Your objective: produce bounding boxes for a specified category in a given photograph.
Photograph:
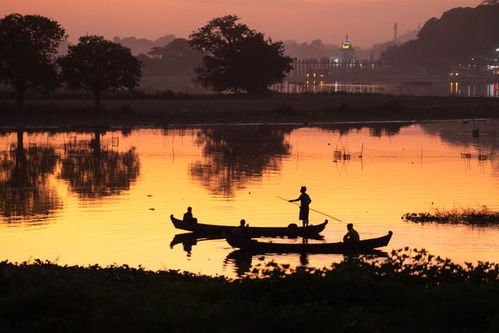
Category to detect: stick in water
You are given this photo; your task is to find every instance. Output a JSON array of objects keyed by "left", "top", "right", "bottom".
[{"left": 275, "top": 195, "right": 343, "bottom": 222}]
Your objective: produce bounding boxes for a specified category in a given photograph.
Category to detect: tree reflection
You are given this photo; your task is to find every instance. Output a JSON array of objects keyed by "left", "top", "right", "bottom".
[
  {"left": 59, "top": 131, "right": 140, "bottom": 198},
  {"left": 0, "top": 130, "right": 61, "bottom": 222},
  {"left": 368, "top": 123, "right": 407, "bottom": 137},
  {"left": 190, "top": 127, "right": 291, "bottom": 196},
  {"left": 317, "top": 123, "right": 410, "bottom": 137}
]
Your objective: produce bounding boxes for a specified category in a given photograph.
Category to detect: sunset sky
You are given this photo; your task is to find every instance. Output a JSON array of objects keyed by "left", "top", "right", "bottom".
[{"left": 0, "top": 1, "right": 482, "bottom": 48}]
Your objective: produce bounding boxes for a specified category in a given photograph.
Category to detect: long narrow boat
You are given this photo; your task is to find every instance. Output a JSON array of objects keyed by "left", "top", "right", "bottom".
[
  {"left": 226, "top": 231, "right": 393, "bottom": 254},
  {"left": 170, "top": 215, "right": 328, "bottom": 237}
]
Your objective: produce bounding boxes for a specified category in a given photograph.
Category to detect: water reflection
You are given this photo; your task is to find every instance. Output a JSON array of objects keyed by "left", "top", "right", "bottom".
[
  {"left": 59, "top": 131, "right": 140, "bottom": 198},
  {"left": 421, "top": 121, "right": 497, "bottom": 151},
  {"left": 0, "top": 130, "right": 61, "bottom": 222},
  {"left": 274, "top": 81, "right": 499, "bottom": 97},
  {"left": 190, "top": 127, "right": 291, "bottom": 196},
  {"left": 224, "top": 250, "right": 388, "bottom": 277},
  {"left": 224, "top": 250, "right": 254, "bottom": 276},
  {"left": 367, "top": 123, "right": 408, "bottom": 137},
  {"left": 170, "top": 233, "right": 224, "bottom": 256}
]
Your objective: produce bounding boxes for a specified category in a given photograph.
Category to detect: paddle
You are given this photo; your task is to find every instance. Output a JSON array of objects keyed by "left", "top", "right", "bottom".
[{"left": 275, "top": 195, "right": 344, "bottom": 223}]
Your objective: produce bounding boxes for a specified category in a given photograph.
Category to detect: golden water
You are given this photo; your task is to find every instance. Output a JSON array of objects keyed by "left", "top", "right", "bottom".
[{"left": 0, "top": 120, "right": 497, "bottom": 276}]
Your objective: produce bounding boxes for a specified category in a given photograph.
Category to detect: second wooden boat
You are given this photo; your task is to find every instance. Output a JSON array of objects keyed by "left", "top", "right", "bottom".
[{"left": 226, "top": 231, "right": 393, "bottom": 254}]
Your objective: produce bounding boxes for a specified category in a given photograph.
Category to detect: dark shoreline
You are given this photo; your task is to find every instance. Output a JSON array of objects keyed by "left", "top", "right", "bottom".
[
  {"left": 1, "top": 94, "right": 498, "bottom": 129},
  {"left": 1, "top": 249, "right": 498, "bottom": 331}
]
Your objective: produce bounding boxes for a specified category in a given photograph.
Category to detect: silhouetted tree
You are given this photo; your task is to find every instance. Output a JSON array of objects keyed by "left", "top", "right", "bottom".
[
  {"left": 0, "top": 14, "right": 66, "bottom": 109},
  {"left": 59, "top": 35, "right": 142, "bottom": 111},
  {"left": 189, "top": 15, "right": 293, "bottom": 94}
]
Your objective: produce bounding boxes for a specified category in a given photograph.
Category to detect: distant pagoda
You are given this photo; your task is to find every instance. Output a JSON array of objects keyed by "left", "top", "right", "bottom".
[{"left": 339, "top": 35, "right": 355, "bottom": 63}]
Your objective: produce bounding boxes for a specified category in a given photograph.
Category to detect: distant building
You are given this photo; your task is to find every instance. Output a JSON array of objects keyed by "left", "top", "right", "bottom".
[{"left": 330, "top": 35, "right": 355, "bottom": 64}]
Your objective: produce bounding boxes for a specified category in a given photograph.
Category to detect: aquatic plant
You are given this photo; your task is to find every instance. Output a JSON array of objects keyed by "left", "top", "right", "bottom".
[{"left": 402, "top": 206, "right": 499, "bottom": 225}]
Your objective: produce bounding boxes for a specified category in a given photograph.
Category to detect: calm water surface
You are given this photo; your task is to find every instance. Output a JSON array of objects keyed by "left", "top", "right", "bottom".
[{"left": 0, "top": 121, "right": 498, "bottom": 276}]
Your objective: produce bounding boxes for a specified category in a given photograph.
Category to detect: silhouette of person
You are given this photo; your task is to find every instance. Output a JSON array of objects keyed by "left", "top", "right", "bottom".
[
  {"left": 232, "top": 219, "right": 250, "bottom": 240},
  {"left": 343, "top": 223, "right": 360, "bottom": 243},
  {"left": 289, "top": 186, "right": 312, "bottom": 226},
  {"left": 183, "top": 207, "right": 198, "bottom": 224}
]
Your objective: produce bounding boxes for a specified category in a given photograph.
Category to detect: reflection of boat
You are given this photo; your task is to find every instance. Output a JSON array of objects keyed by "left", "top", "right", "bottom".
[
  {"left": 226, "top": 231, "right": 393, "bottom": 254},
  {"left": 170, "top": 215, "right": 328, "bottom": 237},
  {"left": 224, "top": 250, "right": 254, "bottom": 276},
  {"left": 170, "top": 233, "right": 223, "bottom": 249},
  {"left": 170, "top": 232, "right": 325, "bottom": 253},
  {"left": 224, "top": 249, "right": 389, "bottom": 276}
]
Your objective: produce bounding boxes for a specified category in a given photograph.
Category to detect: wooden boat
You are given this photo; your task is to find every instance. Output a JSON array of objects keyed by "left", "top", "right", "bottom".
[
  {"left": 170, "top": 215, "right": 328, "bottom": 237},
  {"left": 226, "top": 231, "right": 393, "bottom": 254}
]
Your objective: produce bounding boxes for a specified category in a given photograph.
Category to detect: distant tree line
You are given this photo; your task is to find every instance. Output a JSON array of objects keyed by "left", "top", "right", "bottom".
[
  {"left": 0, "top": 13, "right": 293, "bottom": 110},
  {"left": 137, "top": 38, "right": 203, "bottom": 77},
  {"left": 380, "top": 4, "right": 499, "bottom": 73}
]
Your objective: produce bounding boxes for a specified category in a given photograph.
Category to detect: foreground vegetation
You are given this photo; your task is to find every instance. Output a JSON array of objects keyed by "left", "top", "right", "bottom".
[
  {"left": 403, "top": 206, "right": 499, "bottom": 225},
  {"left": 1, "top": 249, "right": 498, "bottom": 331},
  {"left": 1, "top": 93, "right": 499, "bottom": 128}
]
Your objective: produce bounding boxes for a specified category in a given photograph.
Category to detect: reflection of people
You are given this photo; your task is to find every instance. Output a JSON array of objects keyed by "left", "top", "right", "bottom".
[
  {"left": 232, "top": 219, "right": 250, "bottom": 240},
  {"left": 343, "top": 223, "right": 360, "bottom": 243},
  {"left": 183, "top": 207, "right": 198, "bottom": 224},
  {"left": 289, "top": 186, "right": 312, "bottom": 226}
]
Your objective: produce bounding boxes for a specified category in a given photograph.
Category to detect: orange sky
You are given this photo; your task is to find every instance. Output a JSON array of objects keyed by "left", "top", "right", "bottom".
[{"left": 0, "top": 1, "right": 482, "bottom": 48}]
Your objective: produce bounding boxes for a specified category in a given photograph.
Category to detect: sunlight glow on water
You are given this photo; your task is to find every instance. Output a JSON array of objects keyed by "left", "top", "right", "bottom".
[{"left": 0, "top": 120, "right": 498, "bottom": 276}]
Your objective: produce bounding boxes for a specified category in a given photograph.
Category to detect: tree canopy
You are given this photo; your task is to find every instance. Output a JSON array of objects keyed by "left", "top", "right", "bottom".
[
  {"left": 59, "top": 35, "right": 142, "bottom": 110},
  {"left": 189, "top": 15, "right": 293, "bottom": 94},
  {"left": 0, "top": 13, "right": 66, "bottom": 108}
]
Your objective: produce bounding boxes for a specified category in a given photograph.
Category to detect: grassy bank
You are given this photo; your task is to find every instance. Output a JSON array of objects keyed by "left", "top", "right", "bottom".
[
  {"left": 403, "top": 207, "right": 499, "bottom": 225},
  {"left": 1, "top": 94, "right": 499, "bottom": 128},
  {"left": 1, "top": 249, "right": 498, "bottom": 332}
]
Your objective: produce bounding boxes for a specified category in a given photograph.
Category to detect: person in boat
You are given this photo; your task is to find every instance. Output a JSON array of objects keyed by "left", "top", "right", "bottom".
[
  {"left": 289, "top": 186, "right": 312, "bottom": 227},
  {"left": 343, "top": 223, "right": 360, "bottom": 243},
  {"left": 232, "top": 219, "right": 250, "bottom": 240},
  {"left": 183, "top": 207, "right": 198, "bottom": 224}
]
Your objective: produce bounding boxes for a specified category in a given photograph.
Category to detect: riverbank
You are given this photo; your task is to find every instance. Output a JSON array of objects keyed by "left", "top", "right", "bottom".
[
  {"left": 1, "top": 94, "right": 499, "bottom": 129},
  {"left": 1, "top": 249, "right": 498, "bottom": 331}
]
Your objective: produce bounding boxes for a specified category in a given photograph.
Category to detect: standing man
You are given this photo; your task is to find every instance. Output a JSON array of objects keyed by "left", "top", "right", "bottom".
[{"left": 289, "top": 186, "right": 312, "bottom": 227}]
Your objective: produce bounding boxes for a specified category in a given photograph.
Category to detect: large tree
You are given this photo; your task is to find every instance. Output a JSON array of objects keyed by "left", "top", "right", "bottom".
[
  {"left": 59, "top": 35, "right": 142, "bottom": 111},
  {"left": 0, "top": 14, "right": 66, "bottom": 109},
  {"left": 189, "top": 15, "right": 293, "bottom": 94}
]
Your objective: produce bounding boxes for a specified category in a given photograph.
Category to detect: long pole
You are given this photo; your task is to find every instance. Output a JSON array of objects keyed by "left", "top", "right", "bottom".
[{"left": 275, "top": 196, "right": 343, "bottom": 223}]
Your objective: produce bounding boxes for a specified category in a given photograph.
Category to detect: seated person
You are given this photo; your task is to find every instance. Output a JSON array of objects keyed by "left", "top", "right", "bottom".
[
  {"left": 232, "top": 219, "right": 250, "bottom": 240},
  {"left": 183, "top": 207, "right": 198, "bottom": 224},
  {"left": 343, "top": 223, "right": 360, "bottom": 243}
]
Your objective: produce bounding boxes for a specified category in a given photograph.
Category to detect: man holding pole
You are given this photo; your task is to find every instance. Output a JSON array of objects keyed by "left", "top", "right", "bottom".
[{"left": 289, "top": 186, "right": 312, "bottom": 227}]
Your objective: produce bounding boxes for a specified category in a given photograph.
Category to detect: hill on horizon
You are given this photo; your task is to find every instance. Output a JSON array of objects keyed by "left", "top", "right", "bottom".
[{"left": 380, "top": 3, "right": 499, "bottom": 72}]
